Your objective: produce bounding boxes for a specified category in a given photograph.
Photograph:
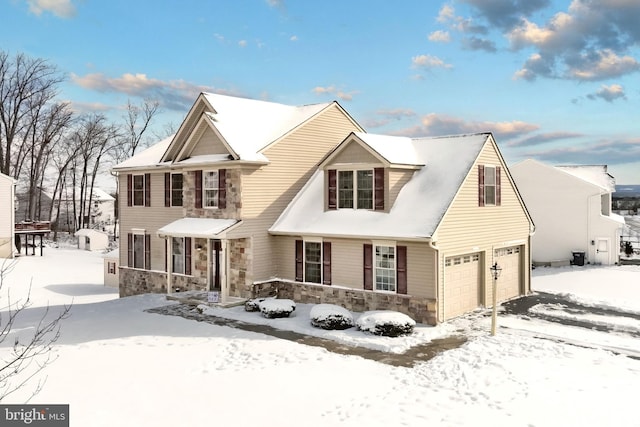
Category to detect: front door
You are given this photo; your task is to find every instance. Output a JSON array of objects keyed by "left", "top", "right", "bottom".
[
  {"left": 595, "top": 238, "right": 609, "bottom": 265},
  {"left": 209, "top": 239, "right": 223, "bottom": 291}
]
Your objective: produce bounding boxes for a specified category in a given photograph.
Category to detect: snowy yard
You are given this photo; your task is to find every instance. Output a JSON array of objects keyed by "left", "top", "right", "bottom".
[{"left": 1, "top": 247, "right": 640, "bottom": 426}]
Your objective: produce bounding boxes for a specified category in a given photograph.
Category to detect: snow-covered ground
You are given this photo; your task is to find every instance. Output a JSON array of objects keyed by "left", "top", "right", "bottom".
[{"left": 1, "top": 247, "right": 639, "bottom": 426}]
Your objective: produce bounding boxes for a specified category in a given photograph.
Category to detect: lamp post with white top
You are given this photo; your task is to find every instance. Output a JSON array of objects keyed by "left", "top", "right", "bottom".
[{"left": 490, "top": 262, "right": 502, "bottom": 336}]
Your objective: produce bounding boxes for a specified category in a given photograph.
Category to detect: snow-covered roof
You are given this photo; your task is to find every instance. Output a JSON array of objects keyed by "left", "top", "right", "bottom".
[
  {"left": 103, "top": 248, "right": 119, "bottom": 259},
  {"left": 353, "top": 133, "right": 421, "bottom": 165},
  {"left": 157, "top": 218, "right": 239, "bottom": 239},
  {"left": 75, "top": 228, "right": 109, "bottom": 238},
  {"left": 556, "top": 165, "right": 615, "bottom": 192},
  {"left": 113, "top": 134, "right": 174, "bottom": 170},
  {"left": 201, "top": 93, "right": 331, "bottom": 161},
  {"left": 270, "top": 133, "right": 490, "bottom": 240}
]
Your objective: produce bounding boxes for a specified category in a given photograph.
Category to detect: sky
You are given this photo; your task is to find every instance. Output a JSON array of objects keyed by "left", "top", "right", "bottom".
[{"left": 1, "top": 0, "right": 639, "bottom": 184}]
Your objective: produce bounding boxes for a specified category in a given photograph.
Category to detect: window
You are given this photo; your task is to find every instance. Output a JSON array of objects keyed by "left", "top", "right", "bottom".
[
  {"left": 133, "top": 175, "right": 145, "bottom": 206},
  {"left": 108, "top": 262, "right": 116, "bottom": 274},
  {"left": 485, "top": 166, "right": 496, "bottom": 206},
  {"left": 375, "top": 245, "right": 396, "bottom": 292},
  {"left": 204, "top": 171, "right": 219, "bottom": 208},
  {"left": 171, "top": 173, "right": 183, "bottom": 206},
  {"left": 304, "top": 241, "right": 322, "bottom": 283},
  {"left": 172, "top": 237, "right": 185, "bottom": 274},
  {"left": 133, "top": 234, "right": 145, "bottom": 268},
  {"left": 338, "top": 170, "right": 354, "bottom": 208},
  {"left": 295, "top": 240, "right": 331, "bottom": 285},
  {"left": 127, "top": 232, "right": 150, "bottom": 270},
  {"left": 357, "top": 170, "right": 373, "bottom": 209},
  {"left": 338, "top": 169, "right": 373, "bottom": 209}
]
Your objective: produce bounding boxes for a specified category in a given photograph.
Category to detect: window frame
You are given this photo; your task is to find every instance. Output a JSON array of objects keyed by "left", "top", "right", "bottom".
[
  {"left": 203, "top": 170, "right": 220, "bottom": 209},
  {"left": 337, "top": 168, "right": 375, "bottom": 210},
  {"left": 484, "top": 165, "right": 497, "bottom": 206},
  {"left": 133, "top": 175, "right": 145, "bottom": 206},
  {"left": 172, "top": 237, "right": 186, "bottom": 275},
  {"left": 303, "top": 240, "right": 322, "bottom": 284},
  {"left": 374, "top": 242, "right": 396, "bottom": 293},
  {"left": 170, "top": 173, "right": 183, "bottom": 207}
]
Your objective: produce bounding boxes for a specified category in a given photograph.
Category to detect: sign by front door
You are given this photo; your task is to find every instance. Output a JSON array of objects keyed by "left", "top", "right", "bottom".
[{"left": 208, "top": 291, "right": 220, "bottom": 303}]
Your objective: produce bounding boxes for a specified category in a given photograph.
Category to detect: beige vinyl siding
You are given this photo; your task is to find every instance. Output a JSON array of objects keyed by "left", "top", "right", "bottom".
[
  {"left": 228, "top": 104, "right": 362, "bottom": 281},
  {"left": 189, "top": 126, "right": 230, "bottom": 157},
  {"left": 388, "top": 169, "right": 414, "bottom": 209},
  {"left": 273, "top": 236, "right": 437, "bottom": 298},
  {"left": 434, "top": 139, "right": 531, "bottom": 319},
  {"left": 327, "top": 140, "right": 380, "bottom": 165},
  {"left": 118, "top": 172, "right": 184, "bottom": 270}
]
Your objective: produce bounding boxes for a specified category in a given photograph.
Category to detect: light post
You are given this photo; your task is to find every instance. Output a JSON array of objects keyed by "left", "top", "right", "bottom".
[{"left": 490, "top": 262, "right": 502, "bottom": 336}]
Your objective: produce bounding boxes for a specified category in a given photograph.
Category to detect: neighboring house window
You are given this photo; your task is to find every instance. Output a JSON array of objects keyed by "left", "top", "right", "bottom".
[
  {"left": 127, "top": 232, "right": 150, "bottom": 270},
  {"left": 329, "top": 168, "right": 384, "bottom": 211},
  {"left": 127, "top": 174, "right": 151, "bottom": 207},
  {"left": 195, "top": 169, "right": 227, "bottom": 209},
  {"left": 295, "top": 240, "right": 331, "bottom": 285},
  {"left": 363, "top": 243, "right": 407, "bottom": 294},
  {"left": 171, "top": 237, "right": 192, "bottom": 275},
  {"left": 164, "top": 173, "right": 183, "bottom": 207},
  {"left": 108, "top": 262, "right": 116, "bottom": 274},
  {"left": 478, "top": 165, "right": 501, "bottom": 207}
]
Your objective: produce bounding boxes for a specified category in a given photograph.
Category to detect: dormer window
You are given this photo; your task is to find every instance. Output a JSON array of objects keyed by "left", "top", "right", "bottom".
[{"left": 328, "top": 168, "right": 384, "bottom": 211}]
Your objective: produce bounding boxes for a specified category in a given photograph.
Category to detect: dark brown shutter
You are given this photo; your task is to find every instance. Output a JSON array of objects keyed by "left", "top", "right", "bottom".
[
  {"left": 144, "top": 173, "right": 151, "bottom": 207},
  {"left": 164, "top": 173, "right": 171, "bottom": 207},
  {"left": 397, "top": 245, "right": 407, "bottom": 294},
  {"left": 195, "top": 170, "right": 203, "bottom": 209},
  {"left": 496, "top": 166, "right": 502, "bottom": 206},
  {"left": 185, "top": 237, "right": 192, "bottom": 275},
  {"left": 374, "top": 167, "right": 385, "bottom": 211},
  {"left": 328, "top": 169, "right": 337, "bottom": 210},
  {"left": 295, "top": 240, "right": 303, "bottom": 282},
  {"left": 218, "top": 169, "right": 227, "bottom": 209},
  {"left": 322, "top": 241, "right": 332, "bottom": 285},
  {"left": 127, "top": 233, "right": 133, "bottom": 267},
  {"left": 144, "top": 234, "right": 151, "bottom": 270},
  {"left": 127, "top": 175, "right": 133, "bottom": 207},
  {"left": 478, "top": 165, "right": 485, "bottom": 207},
  {"left": 363, "top": 243, "right": 373, "bottom": 290}
]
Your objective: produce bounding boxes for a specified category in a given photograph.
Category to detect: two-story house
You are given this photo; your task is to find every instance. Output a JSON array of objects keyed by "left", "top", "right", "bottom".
[
  {"left": 511, "top": 159, "right": 625, "bottom": 266},
  {"left": 269, "top": 132, "right": 534, "bottom": 324},
  {"left": 112, "top": 93, "right": 363, "bottom": 299}
]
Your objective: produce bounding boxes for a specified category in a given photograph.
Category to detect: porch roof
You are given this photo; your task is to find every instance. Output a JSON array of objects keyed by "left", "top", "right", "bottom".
[{"left": 157, "top": 218, "right": 239, "bottom": 239}]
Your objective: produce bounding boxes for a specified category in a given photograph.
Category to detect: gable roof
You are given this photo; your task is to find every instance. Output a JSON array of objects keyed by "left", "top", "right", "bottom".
[
  {"left": 556, "top": 165, "right": 615, "bottom": 192},
  {"left": 112, "top": 134, "right": 174, "bottom": 170},
  {"left": 320, "top": 132, "right": 422, "bottom": 168},
  {"left": 270, "top": 133, "right": 490, "bottom": 240}
]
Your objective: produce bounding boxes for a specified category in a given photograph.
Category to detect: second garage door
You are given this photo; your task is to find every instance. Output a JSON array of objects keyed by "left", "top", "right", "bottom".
[
  {"left": 494, "top": 246, "right": 522, "bottom": 302},
  {"left": 444, "top": 253, "right": 481, "bottom": 319}
]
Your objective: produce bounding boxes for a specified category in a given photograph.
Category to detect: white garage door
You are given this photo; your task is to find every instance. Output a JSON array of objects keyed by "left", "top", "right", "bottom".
[
  {"left": 444, "top": 253, "right": 481, "bottom": 319},
  {"left": 494, "top": 246, "right": 522, "bottom": 302}
]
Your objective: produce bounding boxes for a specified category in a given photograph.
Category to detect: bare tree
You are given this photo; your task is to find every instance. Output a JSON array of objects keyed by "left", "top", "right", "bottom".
[
  {"left": 0, "top": 50, "right": 65, "bottom": 178},
  {"left": 110, "top": 98, "right": 160, "bottom": 164},
  {"left": 0, "top": 260, "right": 70, "bottom": 402}
]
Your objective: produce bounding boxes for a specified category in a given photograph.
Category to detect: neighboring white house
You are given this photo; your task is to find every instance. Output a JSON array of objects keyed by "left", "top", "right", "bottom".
[
  {"left": 511, "top": 159, "right": 625, "bottom": 266},
  {"left": 103, "top": 248, "right": 119, "bottom": 287},
  {"left": 0, "top": 173, "right": 16, "bottom": 259},
  {"left": 53, "top": 187, "right": 116, "bottom": 231},
  {"left": 75, "top": 229, "right": 110, "bottom": 251}
]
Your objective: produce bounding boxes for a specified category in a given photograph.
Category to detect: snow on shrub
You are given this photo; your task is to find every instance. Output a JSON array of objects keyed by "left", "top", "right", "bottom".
[
  {"left": 309, "top": 304, "right": 354, "bottom": 330},
  {"left": 258, "top": 299, "right": 296, "bottom": 318},
  {"left": 245, "top": 298, "right": 266, "bottom": 312},
  {"left": 356, "top": 311, "right": 416, "bottom": 337}
]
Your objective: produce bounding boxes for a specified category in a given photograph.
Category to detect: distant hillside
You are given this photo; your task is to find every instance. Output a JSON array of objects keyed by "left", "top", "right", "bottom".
[{"left": 614, "top": 185, "right": 640, "bottom": 198}]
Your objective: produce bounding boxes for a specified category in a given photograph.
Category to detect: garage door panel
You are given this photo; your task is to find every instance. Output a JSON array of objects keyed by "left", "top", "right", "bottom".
[
  {"left": 444, "top": 253, "right": 481, "bottom": 319},
  {"left": 495, "top": 246, "right": 521, "bottom": 301}
]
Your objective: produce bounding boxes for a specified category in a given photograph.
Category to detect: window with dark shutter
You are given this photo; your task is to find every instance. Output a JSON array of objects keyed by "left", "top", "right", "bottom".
[
  {"left": 218, "top": 169, "right": 227, "bottom": 209},
  {"left": 185, "top": 237, "right": 192, "bottom": 275},
  {"left": 478, "top": 165, "right": 485, "bottom": 207},
  {"left": 322, "top": 241, "right": 331, "bottom": 285},
  {"left": 397, "top": 246, "right": 407, "bottom": 294},
  {"left": 363, "top": 243, "right": 373, "bottom": 290},
  {"left": 496, "top": 166, "right": 502, "bottom": 206},
  {"left": 195, "top": 170, "right": 203, "bottom": 209},
  {"left": 144, "top": 234, "right": 151, "bottom": 270},
  {"left": 144, "top": 173, "right": 151, "bottom": 207},
  {"left": 374, "top": 167, "right": 384, "bottom": 211},
  {"left": 295, "top": 240, "right": 303, "bottom": 282},
  {"left": 127, "top": 233, "right": 133, "bottom": 266},
  {"left": 164, "top": 173, "right": 171, "bottom": 207},
  {"left": 328, "top": 169, "right": 337, "bottom": 210},
  {"left": 127, "top": 175, "right": 133, "bottom": 207}
]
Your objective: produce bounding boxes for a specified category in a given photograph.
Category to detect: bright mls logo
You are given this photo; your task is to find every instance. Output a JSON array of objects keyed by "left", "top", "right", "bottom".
[{"left": 0, "top": 405, "right": 69, "bottom": 426}]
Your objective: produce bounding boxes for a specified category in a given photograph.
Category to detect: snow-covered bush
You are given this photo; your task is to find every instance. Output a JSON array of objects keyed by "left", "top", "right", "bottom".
[
  {"left": 356, "top": 311, "right": 415, "bottom": 337},
  {"left": 244, "top": 298, "right": 266, "bottom": 312},
  {"left": 258, "top": 299, "right": 296, "bottom": 318},
  {"left": 309, "top": 304, "right": 354, "bottom": 330}
]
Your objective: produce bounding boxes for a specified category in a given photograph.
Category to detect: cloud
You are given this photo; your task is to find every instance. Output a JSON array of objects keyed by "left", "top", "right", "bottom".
[
  {"left": 394, "top": 113, "right": 538, "bottom": 140},
  {"left": 67, "top": 101, "right": 113, "bottom": 114},
  {"left": 568, "top": 50, "right": 639, "bottom": 81},
  {"left": 462, "top": 36, "right": 497, "bottom": 52},
  {"left": 524, "top": 138, "right": 640, "bottom": 166},
  {"left": 71, "top": 72, "right": 240, "bottom": 111},
  {"left": 428, "top": 30, "right": 451, "bottom": 42},
  {"left": 460, "top": 0, "right": 550, "bottom": 30},
  {"left": 362, "top": 109, "right": 417, "bottom": 128},
  {"left": 290, "top": 35, "right": 298, "bottom": 42},
  {"left": 311, "top": 85, "right": 356, "bottom": 101},
  {"left": 586, "top": 84, "right": 627, "bottom": 102},
  {"left": 238, "top": 40, "right": 247, "bottom": 47},
  {"left": 508, "top": 131, "right": 584, "bottom": 147},
  {"left": 411, "top": 54, "right": 453, "bottom": 69},
  {"left": 266, "top": 0, "right": 283, "bottom": 8},
  {"left": 27, "top": 0, "right": 76, "bottom": 18}
]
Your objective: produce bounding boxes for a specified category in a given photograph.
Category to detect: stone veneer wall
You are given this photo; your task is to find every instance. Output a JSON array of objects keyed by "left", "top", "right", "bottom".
[
  {"left": 119, "top": 268, "right": 208, "bottom": 297},
  {"left": 251, "top": 281, "right": 438, "bottom": 325},
  {"left": 228, "top": 238, "right": 252, "bottom": 297},
  {"left": 184, "top": 169, "right": 242, "bottom": 218}
]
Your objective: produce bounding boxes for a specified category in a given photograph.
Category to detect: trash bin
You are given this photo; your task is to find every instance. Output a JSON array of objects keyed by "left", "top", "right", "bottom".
[{"left": 572, "top": 251, "right": 585, "bottom": 266}]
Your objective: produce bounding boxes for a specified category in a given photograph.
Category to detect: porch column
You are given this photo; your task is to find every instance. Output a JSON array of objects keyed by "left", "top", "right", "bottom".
[
  {"left": 166, "top": 237, "right": 172, "bottom": 294},
  {"left": 222, "top": 239, "right": 229, "bottom": 304}
]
